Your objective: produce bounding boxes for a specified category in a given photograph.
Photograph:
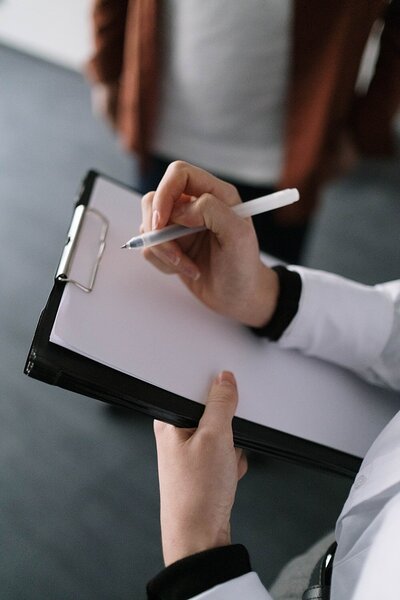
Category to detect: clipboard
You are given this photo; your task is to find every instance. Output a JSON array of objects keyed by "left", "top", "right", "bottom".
[{"left": 24, "top": 171, "right": 399, "bottom": 477}]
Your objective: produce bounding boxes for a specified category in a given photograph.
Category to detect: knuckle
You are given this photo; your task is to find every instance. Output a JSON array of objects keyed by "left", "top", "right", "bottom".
[
  {"left": 142, "top": 247, "right": 153, "bottom": 261},
  {"left": 225, "top": 182, "right": 240, "bottom": 203},
  {"left": 197, "top": 193, "right": 215, "bottom": 212},
  {"left": 167, "top": 160, "right": 188, "bottom": 177},
  {"left": 197, "top": 428, "right": 216, "bottom": 446},
  {"left": 154, "top": 419, "right": 176, "bottom": 436},
  {"left": 153, "top": 419, "right": 166, "bottom": 437}
]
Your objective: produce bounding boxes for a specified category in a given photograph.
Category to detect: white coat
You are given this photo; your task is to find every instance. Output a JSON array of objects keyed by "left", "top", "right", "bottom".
[{"left": 189, "top": 268, "right": 400, "bottom": 599}]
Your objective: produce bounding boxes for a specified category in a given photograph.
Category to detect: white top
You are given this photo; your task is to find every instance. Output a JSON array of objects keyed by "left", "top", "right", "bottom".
[
  {"left": 151, "top": 0, "right": 290, "bottom": 185},
  {"left": 187, "top": 269, "right": 400, "bottom": 599}
]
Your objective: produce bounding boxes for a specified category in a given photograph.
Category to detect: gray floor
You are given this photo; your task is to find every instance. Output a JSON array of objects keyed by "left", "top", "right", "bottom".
[{"left": 0, "top": 44, "right": 399, "bottom": 599}]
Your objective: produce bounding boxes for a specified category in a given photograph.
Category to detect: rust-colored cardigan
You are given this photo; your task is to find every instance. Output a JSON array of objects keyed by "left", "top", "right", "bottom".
[{"left": 87, "top": 0, "right": 400, "bottom": 223}]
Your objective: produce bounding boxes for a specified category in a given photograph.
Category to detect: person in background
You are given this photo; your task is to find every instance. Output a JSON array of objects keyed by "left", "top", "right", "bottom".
[
  {"left": 140, "top": 161, "right": 400, "bottom": 599},
  {"left": 87, "top": 0, "right": 400, "bottom": 263}
]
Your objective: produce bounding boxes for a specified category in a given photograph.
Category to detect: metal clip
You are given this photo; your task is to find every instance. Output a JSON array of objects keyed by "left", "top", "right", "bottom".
[{"left": 56, "top": 205, "right": 109, "bottom": 293}]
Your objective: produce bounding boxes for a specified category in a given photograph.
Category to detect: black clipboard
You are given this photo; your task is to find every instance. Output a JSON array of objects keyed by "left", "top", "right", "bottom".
[{"left": 24, "top": 170, "right": 361, "bottom": 477}]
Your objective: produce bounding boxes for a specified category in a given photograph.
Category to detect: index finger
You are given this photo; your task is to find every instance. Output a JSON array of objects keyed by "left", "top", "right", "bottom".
[{"left": 153, "top": 161, "right": 241, "bottom": 229}]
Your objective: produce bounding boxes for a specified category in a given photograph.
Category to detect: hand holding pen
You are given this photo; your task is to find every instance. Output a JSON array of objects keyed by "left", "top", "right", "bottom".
[
  {"left": 136, "top": 161, "right": 299, "bottom": 328},
  {"left": 122, "top": 188, "right": 298, "bottom": 249}
]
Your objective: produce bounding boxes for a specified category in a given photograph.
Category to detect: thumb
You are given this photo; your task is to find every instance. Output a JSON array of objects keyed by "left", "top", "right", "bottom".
[{"left": 199, "top": 371, "right": 238, "bottom": 434}]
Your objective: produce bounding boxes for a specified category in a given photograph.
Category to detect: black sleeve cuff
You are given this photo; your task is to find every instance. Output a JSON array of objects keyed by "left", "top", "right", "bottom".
[
  {"left": 146, "top": 544, "right": 251, "bottom": 600},
  {"left": 250, "top": 266, "right": 302, "bottom": 341}
]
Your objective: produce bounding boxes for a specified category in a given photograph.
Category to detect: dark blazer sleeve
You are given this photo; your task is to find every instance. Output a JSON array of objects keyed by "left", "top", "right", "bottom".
[
  {"left": 86, "top": 0, "right": 129, "bottom": 83},
  {"left": 352, "top": 0, "right": 400, "bottom": 155}
]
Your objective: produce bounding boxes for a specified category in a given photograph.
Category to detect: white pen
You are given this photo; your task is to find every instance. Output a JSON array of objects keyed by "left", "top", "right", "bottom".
[{"left": 121, "top": 188, "right": 299, "bottom": 249}]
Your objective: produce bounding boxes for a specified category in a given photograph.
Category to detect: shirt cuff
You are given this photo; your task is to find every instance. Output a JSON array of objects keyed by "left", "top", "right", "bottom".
[
  {"left": 146, "top": 544, "right": 251, "bottom": 600},
  {"left": 250, "top": 266, "right": 302, "bottom": 340}
]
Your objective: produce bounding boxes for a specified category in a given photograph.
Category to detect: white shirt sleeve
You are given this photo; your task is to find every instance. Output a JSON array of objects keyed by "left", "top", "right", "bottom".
[
  {"left": 278, "top": 267, "right": 400, "bottom": 391},
  {"left": 350, "top": 495, "right": 400, "bottom": 600},
  {"left": 189, "top": 269, "right": 400, "bottom": 600},
  {"left": 332, "top": 410, "right": 400, "bottom": 599},
  {"left": 189, "top": 572, "right": 273, "bottom": 600}
]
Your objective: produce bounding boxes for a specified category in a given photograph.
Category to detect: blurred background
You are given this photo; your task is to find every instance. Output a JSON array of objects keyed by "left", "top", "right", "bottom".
[{"left": 1, "top": 1, "right": 399, "bottom": 598}]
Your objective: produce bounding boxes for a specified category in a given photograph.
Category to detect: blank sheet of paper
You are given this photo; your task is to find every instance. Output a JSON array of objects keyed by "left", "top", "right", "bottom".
[{"left": 50, "top": 177, "right": 399, "bottom": 458}]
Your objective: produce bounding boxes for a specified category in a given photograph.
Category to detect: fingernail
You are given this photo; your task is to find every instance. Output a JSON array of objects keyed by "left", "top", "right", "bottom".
[
  {"left": 181, "top": 267, "right": 200, "bottom": 281},
  {"left": 161, "top": 249, "right": 180, "bottom": 266},
  {"left": 152, "top": 210, "right": 160, "bottom": 230},
  {"left": 217, "top": 371, "right": 236, "bottom": 386}
]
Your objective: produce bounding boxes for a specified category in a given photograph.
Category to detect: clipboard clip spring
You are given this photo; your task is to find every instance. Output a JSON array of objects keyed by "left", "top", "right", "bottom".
[{"left": 56, "top": 205, "right": 109, "bottom": 293}]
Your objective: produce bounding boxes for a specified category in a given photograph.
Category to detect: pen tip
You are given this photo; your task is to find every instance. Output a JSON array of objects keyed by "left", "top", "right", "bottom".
[{"left": 120, "top": 244, "right": 128, "bottom": 249}]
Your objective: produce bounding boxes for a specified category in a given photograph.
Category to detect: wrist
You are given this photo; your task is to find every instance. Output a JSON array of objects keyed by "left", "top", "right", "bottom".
[
  {"left": 162, "top": 525, "right": 231, "bottom": 567},
  {"left": 244, "top": 264, "right": 279, "bottom": 328}
]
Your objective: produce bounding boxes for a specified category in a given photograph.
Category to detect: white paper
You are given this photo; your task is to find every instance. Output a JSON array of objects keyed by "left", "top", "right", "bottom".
[{"left": 51, "top": 177, "right": 399, "bottom": 458}]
